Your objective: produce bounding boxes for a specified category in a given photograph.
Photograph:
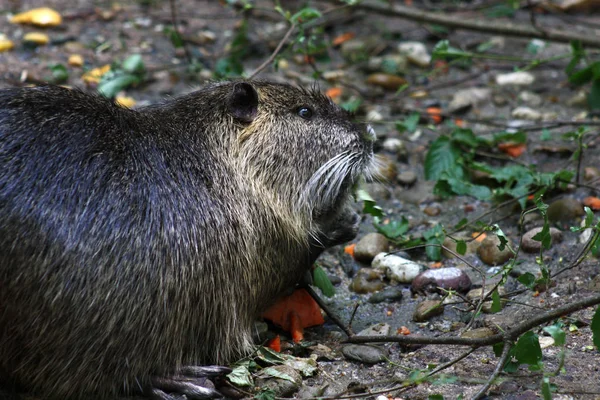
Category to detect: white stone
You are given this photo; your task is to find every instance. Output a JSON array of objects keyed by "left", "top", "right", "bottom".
[
  {"left": 372, "top": 252, "right": 422, "bottom": 283},
  {"left": 398, "top": 41, "right": 431, "bottom": 67},
  {"left": 496, "top": 71, "right": 535, "bottom": 86},
  {"left": 511, "top": 106, "right": 542, "bottom": 121},
  {"left": 448, "top": 88, "right": 491, "bottom": 112},
  {"left": 382, "top": 137, "right": 404, "bottom": 153},
  {"left": 518, "top": 91, "right": 542, "bottom": 107}
]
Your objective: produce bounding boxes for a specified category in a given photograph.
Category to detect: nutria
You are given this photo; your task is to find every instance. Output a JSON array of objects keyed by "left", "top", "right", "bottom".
[{"left": 0, "top": 80, "right": 375, "bottom": 399}]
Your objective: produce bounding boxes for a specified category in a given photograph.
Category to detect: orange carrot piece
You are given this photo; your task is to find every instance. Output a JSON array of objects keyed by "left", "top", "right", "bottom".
[
  {"left": 583, "top": 196, "right": 600, "bottom": 210},
  {"left": 344, "top": 243, "right": 356, "bottom": 258},
  {"left": 498, "top": 142, "right": 526, "bottom": 157},
  {"left": 267, "top": 335, "right": 281, "bottom": 352},
  {"left": 426, "top": 107, "right": 442, "bottom": 124},
  {"left": 289, "top": 312, "right": 304, "bottom": 343},
  {"left": 326, "top": 87, "right": 343, "bottom": 99},
  {"left": 332, "top": 32, "right": 355, "bottom": 46}
]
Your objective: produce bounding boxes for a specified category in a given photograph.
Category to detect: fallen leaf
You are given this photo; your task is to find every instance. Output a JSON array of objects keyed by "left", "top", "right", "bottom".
[
  {"left": 366, "top": 73, "right": 407, "bottom": 91},
  {"left": 426, "top": 107, "right": 443, "bottom": 124},
  {"left": 325, "top": 87, "right": 342, "bottom": 100},
  {"left": 473, "top": 232, "right": 487, "bottom": 242},
  {"left": 344, "top": 243, "right": 355, "bottom": 258},
  {"left": 430, "top": 261, "right": 443, "bottom": 268},
  {"left": 68, "top": 54, "right": 84, "bottom": 67},
  {"left": 82, "top": 65, "right": 110, "bottom": 84},
  {"left": 398, "top": 326, "right": 411, "bottom": 335},
  {"left": 498, "top": 142, "right": 526, "bottom": 157},
  {"left": 11, "top": 7, "right": 62, "bottom": 27},
  {"left": 583, "top": 196, "right": 600, "bottom": 211},
  {"left": 116, "top": 96, "right": 136, "bottom": 108},
  {"left": 332, "top": 32, "right": 355, "bottom": 47}
]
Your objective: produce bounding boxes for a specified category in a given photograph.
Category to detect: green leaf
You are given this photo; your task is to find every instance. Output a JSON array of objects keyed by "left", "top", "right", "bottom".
[
  {"left": 98, "top": 74, "right": 140, "bottom": 98},
  {"left": 428, "top": 395, "right": 444, "bottom": 400},
  {"left": 164, "top": 26, "right": 184, "bottom": 48},
  {"left": 355, "top": 188, "right": 384, "bottom": 218},
  {"left": 262, "top": 367, "right": 296, "bottom": 382},
  {"left": 518, "top": 272, "right": 536, "bottom": 289},
  {"left": 255, "top": 388, "right": 276, "bottom": 400},
  {"left": 454, "top": 218, "right": 468, "bottom": 230},
  {"left": 290, "top": 7, "right": 322, "bottom": 24},
  {"left": 491, "top": 289, "right": 502, "bottom": 313},
  {"left": 541, "top": 376, "right": 553, "bottom": 400},
  {"left": 493, "top": 130, "right": 527, "bottom": 144},
  {"left": 395, "top": 112, "right": 420, "bottom": 133},
  {"left": 451, "top": 128, "right": 479, "bottom": 148},
  {"left": 340, "top": 97, "right": 362, "bottom": 113},
  {"left": 569, "top": 61, "right": 600, "bottom": 85},
  {"left": 588, "top": 79, "right": 600, "bottom": 110},
  {"left": 532, "top": 223, "right": 552, "bottom": 250},
  {"left": 312, "top": 264, "right": 335, "bottom": 297},
  {"left": 543, "top": 324, "right": 566, "bottom": 346},
  {"left": 374, "top": 216, "right": 409, "bottom": 239},
  {"left": 122, "top": 54, "right": 145, "bottom": 74},
  {"left": 514, "top": 331, "right": 542, "bottom": 366},
  {"left": 566, "top": 40, "right": 584, "bottom": 75},
  {"left": 227, "top": 365, "right": 253, "bottom": 386},
  {"left": 456, "top": 240, "right": 467, "bottom": 255},
  {"left": 48, "top": 63, "right": 69, "bottom": 84},
  {"left": 592, "top": 306, "right": 600, "bottom": 350},
  {"left": 424, "top": 224, "right": 444, "bottom": 261},
  {"left": 492, "top": 342, "right": 505, "bottom": 357},
  {"left": 425, "top": 137, "right": 461, "bottom": 181}
]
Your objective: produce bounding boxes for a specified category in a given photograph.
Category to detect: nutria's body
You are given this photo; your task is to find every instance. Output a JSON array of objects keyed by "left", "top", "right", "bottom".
[{"left": 0, "top": 81, "right": 374, "bottom": 399}]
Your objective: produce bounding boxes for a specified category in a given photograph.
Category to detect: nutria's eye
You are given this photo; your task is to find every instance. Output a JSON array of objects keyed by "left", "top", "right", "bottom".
[{"left": 297, "top": 107, "right": 313, "bottom": 120}]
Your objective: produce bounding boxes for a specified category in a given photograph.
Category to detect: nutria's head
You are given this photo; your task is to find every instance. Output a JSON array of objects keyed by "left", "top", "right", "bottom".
[{"left": 222, "top": 80, "right": 375, "bottom": 228}]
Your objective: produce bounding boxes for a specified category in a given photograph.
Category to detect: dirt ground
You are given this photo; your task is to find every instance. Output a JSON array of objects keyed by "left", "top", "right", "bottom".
[{"left": 1, "top": 1, "right": 600, "bottom": 399}]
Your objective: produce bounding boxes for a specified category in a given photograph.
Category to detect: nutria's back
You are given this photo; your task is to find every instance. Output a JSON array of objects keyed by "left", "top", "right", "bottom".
[{"left": 0, "top": 80, "right": 374, "bottom": 398}]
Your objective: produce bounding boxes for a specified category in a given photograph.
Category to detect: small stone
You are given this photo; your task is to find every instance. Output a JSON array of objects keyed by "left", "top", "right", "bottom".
[
  {"left": 372, "top": 253, "right": 423, "bottom": 283},
  {"left": 411, "top": 267, "right": 472, "bottom": 294},
  {"left": 366, "top": 73, "right": 407, "bottom": 91},
  {"left": 461, "top": 327, "right": 496, "bottom": 339},
  {"left": 492, "top": 94, "right": 508, "bottom": 106},
  {"left": 365, "top": 109, "right": 383, "bottom": 122},
  {"left": 511, "top": 106, "right": 542, "bottom": 121},
  {"left": 547, "top": 197, "right": 584, "bottom": 224},
  {"left": 354, "top": 233, "right": 389, "bottom": 264},
  {"left": 447, "top": 88, "right": 491, "bottom": 113},
  {"left": 255, "top": 365, "right": 302, "bottom": 397},
  {"left": 521, "top": 227, "right": 563, "bottom": 253},
  {"left": 367, "top": 54, "right": 409, "bottom": 75},
  {"left": 382, "top": 137, "right": 405, "bottom": 153},
  {"left": 357, "top": 323, "right": 391, "bottom": 336},
  {"left": 518, "top": 91, "right": 542, "bottom": 107},
  {"left": 413, "top": 300, "right": 444, "bottom": 322},
  {"left": 496, "top": 71, "right": 535, "bottom": 86},
  {"left": 423, "top": 206, "right": 440, "bottom": 216},
  {"left": 477, "top": 235, "right": 513, "bottom": 266},
  {"left": 398, "top": 41, "right": 431, "bottom": 67},
  {"left": 396, "top": 170, "right": 417, "bottom": 186},
  {"left": 321, "top": 70, "right": 345, "bottom": 81},
  {"left": 368, "top": 286, "right": 403, "bottom": 303},
  {"left": 349, "top": 268, "right": 386, "bottom": 294},
  {"left": 341, "top": 344, "right": 388, "bottom": 364},
  {"left": 584, "top": 166, "right": 600, "bottom": 182},
  {"left": 68, "top": 54, "right": 84, "bottom": 67},
  {"left": 539, "top": 336, "right": 555, "bottom": 349},
  {"left": 510, "top": 261, "right": 541, "bottom": 278},
  {"left": 567, "top": 90, "right": 588, "bottom": 107}
]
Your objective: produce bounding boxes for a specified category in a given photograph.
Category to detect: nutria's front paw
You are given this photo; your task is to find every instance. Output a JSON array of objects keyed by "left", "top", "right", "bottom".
[{"left": 148, "top": 366, "right": 233, "bottom": 400}]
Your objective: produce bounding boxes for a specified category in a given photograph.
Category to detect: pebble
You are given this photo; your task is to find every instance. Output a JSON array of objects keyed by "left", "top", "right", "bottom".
[
  {"left": 511, "top": 106, "right": 542, "bottom": 121},
  {"left": 422, "top": 205, "right": 440, "bottom": 216},
  {"left": 584, "top": 166, "right": 600, "bottom": 182},
  {"left": 411, "top": 267, "right": 472, "bottom": 294},
  {"left": 255, "top": 365, "right": 302, "bottom": 397},
  {"left": 396, "top": 170, "right": 417, "bottom": 186},
  {"left": 460, "top": 327, "right": 496, "bottom": 339},
  {"left": 354, "top": 233, "right": 389, "bottom": 264},
  {"left": 365, "top": 109, "right": 383, "bottom": 122},
  {"left": 510, "top": 261, "right": 541, "bottom": 278},
  {"left": 382, "top": 137, "right": 405, "bottom": 154},
  {"left": 518, "top": 91, "right": 543, "bottom": 107},
  {"left": 357, "top": 323, "right": 391, "bottom": 336},
  {"left": 547, "top": 197, "right": 584, "bottom": 224},
  {"left": 366, "top": 73, "right": 407, "bottom": 91},
  {"left": 495, "top": 71, "right": 535, "bottom": 86},
  {"left": 477, "top": 235, "right": 513, "bottom": 266},
  {"left": 447, "top": 88, "right": 491, "bottom": 113},
  {"left": 341, "top": 344, "right": 388, "bottom": 364},
  {"left": 349, "top": 268, "right": 386, "bottom": 294},
  {"left": 368, "top": 286, "right": 403, "bottom": 303},
  {"left": 567, "top": 90, "right": 588, "bottom": 107},
  {"left": 539, "top": 336, "right": 555, "bottom": 349},
  {"left": 367, "top": 54, "right": 409, "bottom": 75},
  {"left": 413, "top": 300, "right": 444, "bottom": 322},
  {"left": 521, "top": 227, "right": 563, "bottom": 253},
  {"left": 398, "top": 41, "right": 431, "bottom": 67},
  {"left": 372, "top": 253, "right": 423, "bottom": 283}
]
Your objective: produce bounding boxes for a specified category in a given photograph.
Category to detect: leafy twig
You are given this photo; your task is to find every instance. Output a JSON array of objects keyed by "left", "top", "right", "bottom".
[{"left": 249, "top": 22, "right": 296, "bottom": 79}]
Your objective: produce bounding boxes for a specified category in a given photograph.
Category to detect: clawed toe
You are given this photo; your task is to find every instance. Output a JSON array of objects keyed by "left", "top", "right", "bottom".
[{"left": 148, "top": 365, "right": 234, "bottom": 400}]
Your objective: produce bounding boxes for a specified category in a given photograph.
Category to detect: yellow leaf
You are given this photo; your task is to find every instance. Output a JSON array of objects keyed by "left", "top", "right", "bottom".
[
  {"left": 68, "top": 54, "right": 84, "bottom": 67},
  {"left": 0, "top": 39, "right": 14, "bottom": 52},
  {"left": 11, "top": 7, "right": 62, "bottom": 27},
  {"left": 116, "top": 96, "right": 136, "bottom": 108},
  {"left": 82, "top": 65, "right": 110, "bottom": 84}
]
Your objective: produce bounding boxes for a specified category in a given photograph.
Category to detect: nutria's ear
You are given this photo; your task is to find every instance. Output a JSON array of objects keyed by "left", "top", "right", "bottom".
[{"left": 227, "top": 82, "right": 258, "bottom": 123}]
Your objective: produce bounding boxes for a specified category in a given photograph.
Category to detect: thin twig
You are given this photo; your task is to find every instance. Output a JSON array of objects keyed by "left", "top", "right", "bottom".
[
  {"left": 304, "top": 285, "right": 354, "bottom": 337},
  {"left": 473, "top": 339, "right": 512, "bottom": 399},
  {"left": 168, "top": 0, "right": 192, "bottom": 64},
  {"left": 249, "top": 23, "right": 296, "bottom": 79}
]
